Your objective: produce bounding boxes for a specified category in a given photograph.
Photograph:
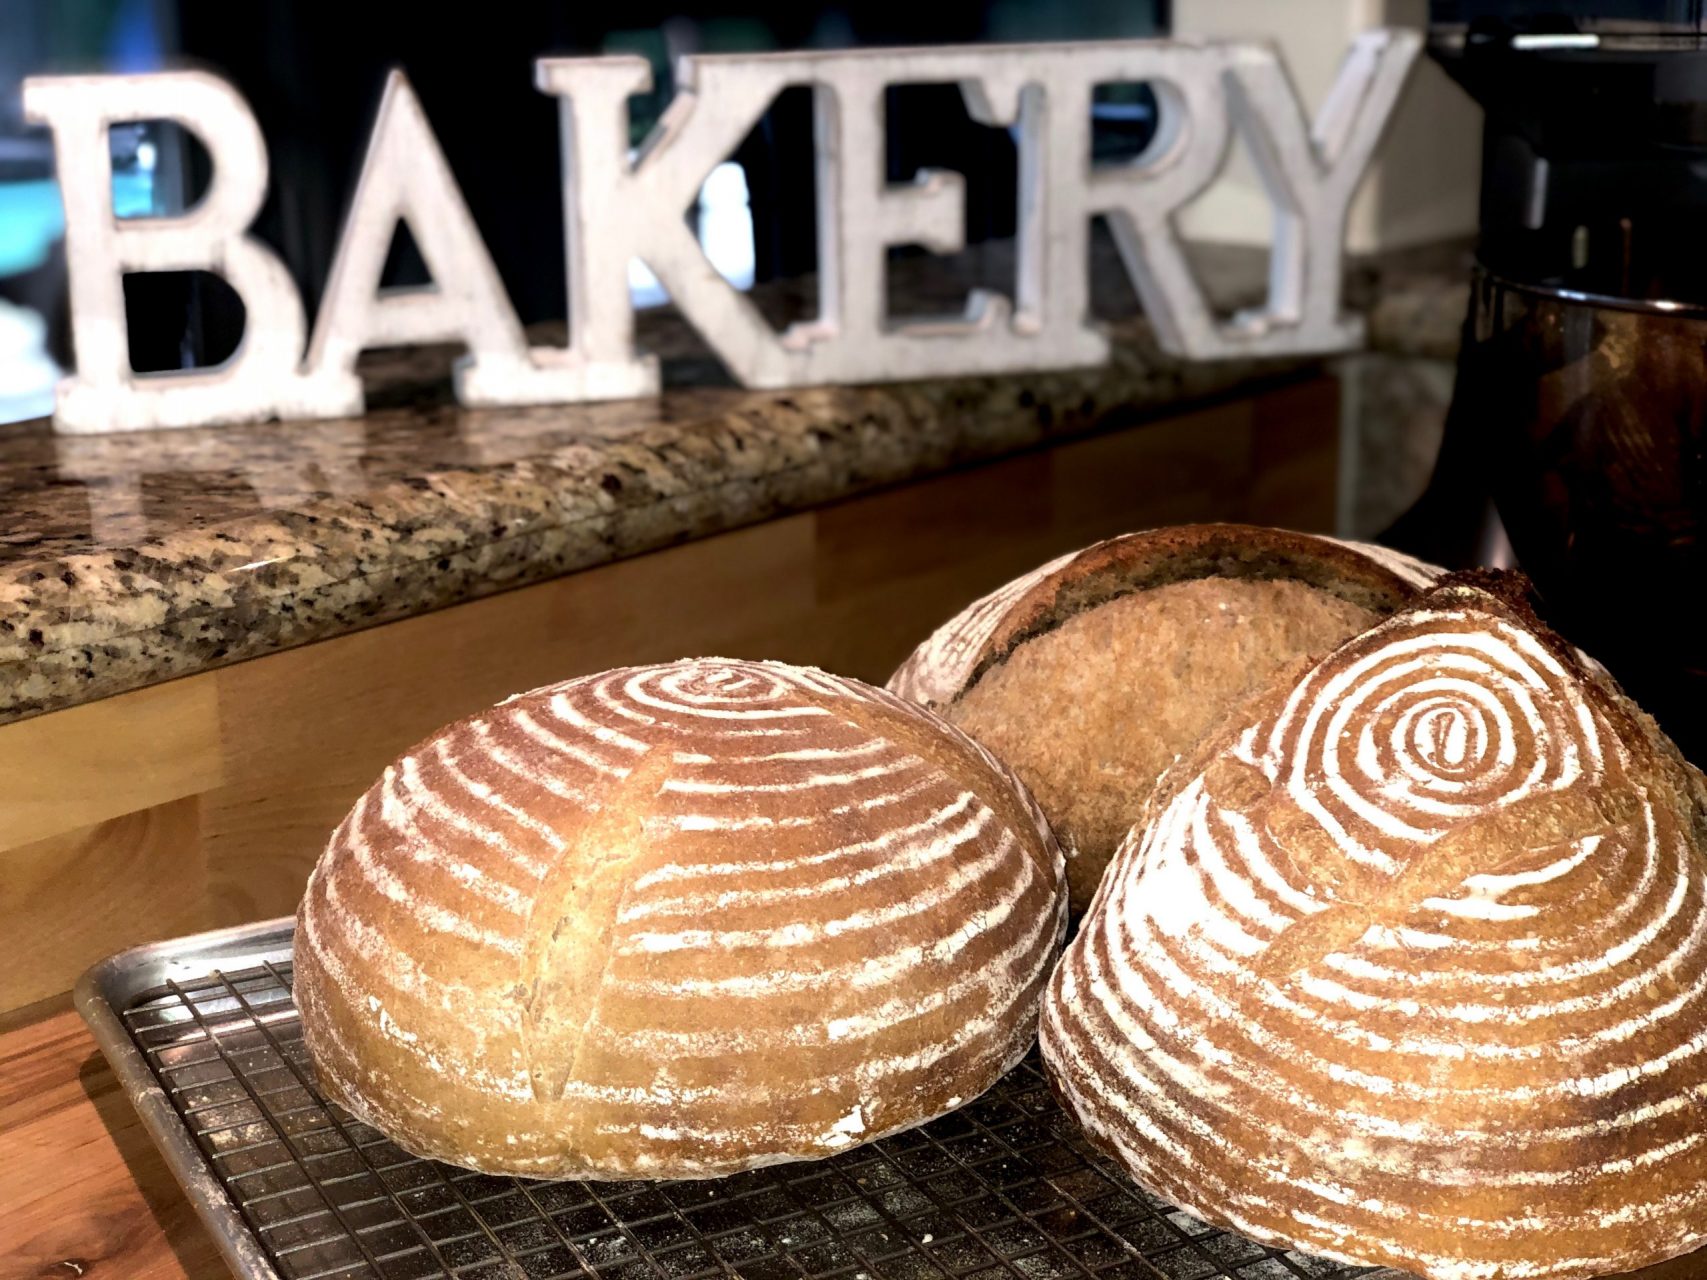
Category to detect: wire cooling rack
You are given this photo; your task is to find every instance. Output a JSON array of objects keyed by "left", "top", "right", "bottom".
[{"left": 82, "top": 921, "right": 1404, "bottom": 1280}]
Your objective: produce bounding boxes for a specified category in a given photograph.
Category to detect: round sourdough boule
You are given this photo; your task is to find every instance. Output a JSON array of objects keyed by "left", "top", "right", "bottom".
[
  {"left": 295, "top": 658, "right": 1067, "bottom": 1180},
  {"left": 888, "top": 524, "right": 1436, "bottom": 915},
  {"left": 1041, "top": 573, "right": 1707, "bottom": 1280}
]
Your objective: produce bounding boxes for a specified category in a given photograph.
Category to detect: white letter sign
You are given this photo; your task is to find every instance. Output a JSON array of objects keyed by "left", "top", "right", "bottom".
[
  {"left": 24, "top": 32, "right": 1420, "bottom": 435},
  {"left": 23, "top": 71, "right": 317, "bottom": 433},
  {"left": 300, "top": 70, "right": 599, "bottom": 414}
]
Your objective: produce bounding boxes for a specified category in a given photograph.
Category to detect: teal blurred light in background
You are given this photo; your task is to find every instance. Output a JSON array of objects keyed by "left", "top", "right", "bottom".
[
  {"left": 0, "top": 0, "right": 169, "bottom": 420},
  {"left": 0, "top": 180, "right": 63, "bottom": 277}
]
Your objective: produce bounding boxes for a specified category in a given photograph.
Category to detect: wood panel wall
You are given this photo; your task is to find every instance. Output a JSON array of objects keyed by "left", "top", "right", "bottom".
[{"left": 0, "top": 379, "right": 1337, "bottom": 1015}]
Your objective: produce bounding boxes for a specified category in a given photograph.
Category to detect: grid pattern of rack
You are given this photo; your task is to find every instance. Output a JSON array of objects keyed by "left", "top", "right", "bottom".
[{"left": 120, "top": 957, "right": 1393, "bottom": 1280}]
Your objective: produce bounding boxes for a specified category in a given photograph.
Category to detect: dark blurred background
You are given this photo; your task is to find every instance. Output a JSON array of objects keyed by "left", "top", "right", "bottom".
[{"left": 0, "top": 0, "right": 1168, "bottom": 420}]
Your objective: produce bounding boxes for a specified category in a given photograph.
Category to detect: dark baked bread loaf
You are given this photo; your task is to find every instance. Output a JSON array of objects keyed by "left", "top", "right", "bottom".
[
  {"left": 296, "top": 658, "right": 1066, "bottom": 1179},
  {"left": 889, "top": 524, "right": 1435, "bottom": 913},
  {"left": 1041, "top": 572, "right": 1707, "bottom": 1280}
]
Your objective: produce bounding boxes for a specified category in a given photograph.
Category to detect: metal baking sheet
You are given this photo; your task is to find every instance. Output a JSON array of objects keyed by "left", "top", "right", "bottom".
[{"left": 78, "top": 918, "right": 1407, "bottom": 1280}]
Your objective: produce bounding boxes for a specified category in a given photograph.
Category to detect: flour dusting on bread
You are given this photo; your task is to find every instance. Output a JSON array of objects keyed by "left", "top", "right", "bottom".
[
  {"left": 296, "top": 658, "right": 1066, "bottom": 1179},
  {"left": 1041, "top": 577, "right": 1707, "bottom": 1280}
]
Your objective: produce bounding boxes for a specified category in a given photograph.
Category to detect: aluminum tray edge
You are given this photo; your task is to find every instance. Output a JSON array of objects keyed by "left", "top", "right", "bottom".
[
  {"left": 76, "top": 917, "right": 299, "bottom": 1280},
  {"left": 73, "top": 918, "right": 1428, "bottom": 1280}
]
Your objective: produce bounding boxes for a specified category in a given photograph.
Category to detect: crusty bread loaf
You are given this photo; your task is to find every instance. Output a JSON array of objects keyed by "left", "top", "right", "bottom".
[
  {"left": 889, "top": 525, "right": 1434, "bottom": 914},
  {"left": 296, "top": 658, "right": 1066, "bottom": 1180},
  {"left": 1040, "top": 572, "right": 1707, "bottom": 1280}
]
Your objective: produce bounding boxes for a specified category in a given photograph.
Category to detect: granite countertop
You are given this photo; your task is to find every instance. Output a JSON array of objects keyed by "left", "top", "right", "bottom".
[{"left": 0, "top": 239, "right": 1471, "bottom": 725}]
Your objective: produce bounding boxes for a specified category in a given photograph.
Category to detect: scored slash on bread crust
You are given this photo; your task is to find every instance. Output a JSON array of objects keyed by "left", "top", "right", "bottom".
[
  {"left": 1040, "top": 572, "right": 1707, "bottom": 1280},
  {"left": 888, "top": 524, "right": 1435, "bottom": 916},
  {"left": 890, "top": 525, "right": 1428, "bottom": 712},
  {"left": 295, "top": 658, "right": 1068, "bottom": 1180}
]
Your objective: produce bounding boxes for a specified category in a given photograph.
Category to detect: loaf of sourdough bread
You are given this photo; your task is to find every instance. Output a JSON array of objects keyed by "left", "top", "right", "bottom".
[
  {"left": 1041, "top": 572, "right": 1707, "bottom": 1280},
  {"left": 296, "top": 658, "right": 1066, "bottom": 1179},
  {"left": 889, "top": 524, "right": 1435, "bottom": 914}
]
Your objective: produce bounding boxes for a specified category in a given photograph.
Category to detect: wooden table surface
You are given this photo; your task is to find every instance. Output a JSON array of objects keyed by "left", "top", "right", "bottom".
[{"left": 0, "top": 998, "right": 224, "bottom": 1280}]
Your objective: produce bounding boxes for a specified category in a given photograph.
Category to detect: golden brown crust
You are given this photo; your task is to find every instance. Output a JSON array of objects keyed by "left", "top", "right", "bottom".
[
  {"left": 963, "top": 524, "right": 1422, "bottom": 695},
  {"left": 1041, "top": 570, "right": 1707, "bottom": 1280},
  {"left": 296, "top": 659, "right": 1067, "bottom": 1180},
  {"left": 888, "top": 526, "right": 1431, "bottom": 915},
  {"left": 889, "top": 525, "right": 1425, "bottom": 711},
  {"left": 950, "top": 579, "right": 1380, "bottom": 915}
]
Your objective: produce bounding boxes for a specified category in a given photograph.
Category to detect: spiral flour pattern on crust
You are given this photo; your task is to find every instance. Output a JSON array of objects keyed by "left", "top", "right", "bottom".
[
  {"left": 1041, "top": 582, "right": 1707, "bottom": 1280},
  {"left": 297, "top": 659, "right": 1066, "bottom": 1179},
  {"left": 1273, "top": 613, "right": 1600, "bottom": 868}
]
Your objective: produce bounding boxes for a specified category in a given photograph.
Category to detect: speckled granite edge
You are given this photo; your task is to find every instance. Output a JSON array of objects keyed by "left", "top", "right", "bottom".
[{"left": 0, "top": 334, "right": 1313, "bottom": 724}]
